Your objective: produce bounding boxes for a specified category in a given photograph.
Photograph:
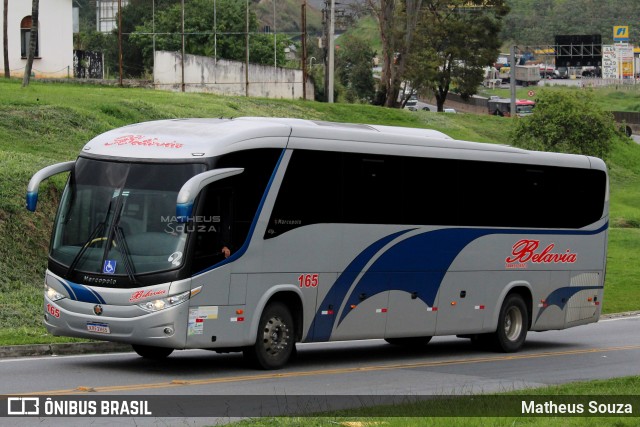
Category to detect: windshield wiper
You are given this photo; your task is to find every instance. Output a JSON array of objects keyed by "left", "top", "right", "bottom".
[
  {"left": 66, "top": 221, "right": 106, "bottom": 276},
  {"left": 66, "top": 195, "right": 116, "bottom": 277},
  {"left": 104, "top": 192, "right": 139, "bottom": 285},
  {"left": 114, "top": 226, "right": 138, "bottom": 286}
]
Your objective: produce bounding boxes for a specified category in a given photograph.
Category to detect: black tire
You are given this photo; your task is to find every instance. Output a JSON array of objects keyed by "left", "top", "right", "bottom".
[
  {"left": 244, "top": 302, "right": 295, "bottom": 370},
  {"left": 131, "top": 344, "right": 174, "bottom": 359},
  {"left": 385, "top": 336, "right": 432, "bottom": 347},
  {"left": 490, "top": 294, "right": 528, "bottom": 352}
]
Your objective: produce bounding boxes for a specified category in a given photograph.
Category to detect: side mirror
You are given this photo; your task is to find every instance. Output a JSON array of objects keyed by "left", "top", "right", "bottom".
[
  {"left": 176, "top": 168, "right": 244, "bottom": 221},
  {"left": 26, "top": 161, "right": 75, "bottom": 212}
]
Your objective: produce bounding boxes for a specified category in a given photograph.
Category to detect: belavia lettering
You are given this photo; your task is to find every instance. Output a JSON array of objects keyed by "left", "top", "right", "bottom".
[
  {"left": 506, "top": 239, "right": 577, "bottom": 265},
  {"left": 104, "top": 134, "right": 184, "bottom": 149},
  {"left": 129, "top": 289, "right": 167, "bottom": 302}
]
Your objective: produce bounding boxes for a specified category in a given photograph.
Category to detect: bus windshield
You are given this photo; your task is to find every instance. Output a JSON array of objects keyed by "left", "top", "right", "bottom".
[{"left": 51, "top": 158, "right": 205, "bottom": 278}]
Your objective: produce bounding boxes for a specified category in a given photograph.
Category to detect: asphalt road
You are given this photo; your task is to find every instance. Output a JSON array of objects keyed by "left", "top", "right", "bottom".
[{"left": 1, "top": 314, "right": 639, "bottom": 426}]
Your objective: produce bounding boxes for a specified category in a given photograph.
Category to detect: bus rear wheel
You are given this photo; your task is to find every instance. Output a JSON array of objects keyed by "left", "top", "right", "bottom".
[
  {"left": 131, "top": 344, "right": 174, "bottom": 359},
  {"left": 244, "top": 302, "right": 295, "bottom": 370},
  {"left": 385, "top": 336, "right": 432, "bottom": 347},
  {"left": 491, "top": 294, "right": 528, "bottom": 352}
]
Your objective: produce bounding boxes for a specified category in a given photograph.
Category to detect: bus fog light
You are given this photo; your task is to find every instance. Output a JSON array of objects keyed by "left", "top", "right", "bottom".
[{"left": 138, "top": 290, "right": 190, "bottom": 313}]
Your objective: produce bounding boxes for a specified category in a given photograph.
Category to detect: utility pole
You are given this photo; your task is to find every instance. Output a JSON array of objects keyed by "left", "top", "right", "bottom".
[
  {"left": 301, "top": 2, "right": 307, "bottom": 100},
  {"left": 245, "top": 0, "right": 249, "bottom": 97},
  {"left": 3, "top": 0, "right": 9, "bottom": 78},
  {"left": 214, "top": 0, "right": 217, "bottom": 64},
  {"left": 181, "top": 0, "right": 185, "bottom": 92},
  {"left": 152, "top": 0, "right": 155, "bottom": 85},
  {"left": 510, "top": 45, "right": 516, "bottom": 117},
  {"left": 327, "top": 0, "right": 335, "bottom": 103},
  {"left": 118, "top": 0, "right": 123, "bottom": 86}
]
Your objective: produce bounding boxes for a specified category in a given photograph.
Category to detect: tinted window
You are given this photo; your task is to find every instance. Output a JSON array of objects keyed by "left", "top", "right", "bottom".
[
  {"left": 266, "top": 150, "right": 341, "bottom": 238},
  {"left": 401, "top": 157, "right": 458, "bottom": 225},
  {"left": 343, "top": 153, "right": 401, "bottom": 224},
  {"left": 266, "top": 150, "right": 606, "bottom": 237}
]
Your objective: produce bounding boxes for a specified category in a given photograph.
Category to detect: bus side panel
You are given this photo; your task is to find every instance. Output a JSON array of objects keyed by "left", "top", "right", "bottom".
[
  {"left": 434, "top": 273, "right": 488, "bottom": 335},
  {"left": 331, "top": 290, "right": 389, "bottom": 341},
  {"left": 447, "top": 230, "right": 607, "bottom": 333},
  {"left": 186, "top": 265, "right": 241, "bottom": 348},
  {"left": 385, "top": 288, "right": 439, "bottom": 339}
]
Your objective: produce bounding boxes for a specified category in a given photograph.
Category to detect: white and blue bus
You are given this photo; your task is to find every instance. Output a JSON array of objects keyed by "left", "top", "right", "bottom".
[{"left": 27, "top": 117, "right": 609, "bottom": 369}]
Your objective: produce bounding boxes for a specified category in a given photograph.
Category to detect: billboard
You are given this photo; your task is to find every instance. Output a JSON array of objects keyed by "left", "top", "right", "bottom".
[
  {"left": 554, "top": 35, "right": 602, "bottom": 67},
  {"left": 602, "top": 45, "right": 617, "bottom": 78}
]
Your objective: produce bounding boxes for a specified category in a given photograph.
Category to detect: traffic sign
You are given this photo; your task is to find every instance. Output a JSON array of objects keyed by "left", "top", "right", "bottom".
[{"left": 527, "top": 90, "right": 535, "bottom": 97}]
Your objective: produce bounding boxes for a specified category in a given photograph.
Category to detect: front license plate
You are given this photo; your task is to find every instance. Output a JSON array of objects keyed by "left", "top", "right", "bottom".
[{"left": 86, "top": 322, "right": 110, "bottom": 334}]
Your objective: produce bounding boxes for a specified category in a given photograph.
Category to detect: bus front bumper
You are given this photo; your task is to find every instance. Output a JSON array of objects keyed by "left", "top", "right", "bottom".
[{"left": 43, "top": 296, "right": 189, "bottom": 349}]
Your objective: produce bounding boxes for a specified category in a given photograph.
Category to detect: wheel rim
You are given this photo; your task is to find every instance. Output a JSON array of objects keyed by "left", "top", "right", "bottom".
[
  {"left": 504, "top": 306, "right": 523, "bottom": 342},
  {"left": 261, "top": 315, "right": 290, "bottom": 356}
]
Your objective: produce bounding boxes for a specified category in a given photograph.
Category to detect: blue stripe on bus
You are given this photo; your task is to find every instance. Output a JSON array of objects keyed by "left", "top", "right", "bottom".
[
  {"left": 50, "top": 276, "right": 106, "bottom": 304},
  {"left": 308, "top": 229, "right": 414, "bottom": 341},
  {"left": 192, "top": 148, "right": 288, "bottom": 276},
  {"left": 338, "top": 228, "right": 492, "bottom": 326},
  {"left": 51, "top": 276, "right": 77, "bottom": 301},
  {"left": 536, "top": 285, "right": 603, "bottom": 322},
  {"left": 311, "top": 222, "right": 608, "bottom": 341}
]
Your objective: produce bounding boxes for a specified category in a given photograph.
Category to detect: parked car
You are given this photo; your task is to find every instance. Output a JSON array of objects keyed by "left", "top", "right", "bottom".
[{"left": 444, "top": 108, "right": 457, "bottom": 113}]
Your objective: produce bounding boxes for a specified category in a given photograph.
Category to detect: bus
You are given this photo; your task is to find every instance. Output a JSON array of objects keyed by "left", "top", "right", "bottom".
[{"left": 27, "top": 117, "right": 609, "bottom": 369}]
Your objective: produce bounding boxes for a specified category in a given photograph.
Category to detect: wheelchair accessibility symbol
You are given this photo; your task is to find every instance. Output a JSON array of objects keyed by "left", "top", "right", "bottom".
[{"left": 103, "top": 260, "right": 117, "bottom": 274}]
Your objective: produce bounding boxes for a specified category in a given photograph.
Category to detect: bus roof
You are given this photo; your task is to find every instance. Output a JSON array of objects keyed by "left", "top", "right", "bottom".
[{"left": 79, "top": 117, "right": 600, "bottom": 170}]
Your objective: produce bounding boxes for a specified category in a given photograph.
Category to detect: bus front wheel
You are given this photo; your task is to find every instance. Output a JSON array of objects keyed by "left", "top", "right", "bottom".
[
  {"left": 491, "top": 293, "right": 528, "bottom": 352},
  {"left": 244, "top": 301, "right": 295, "bottom": 370},
  {"left": 131, "top": 344, "right": 174, "bottom": 359}
]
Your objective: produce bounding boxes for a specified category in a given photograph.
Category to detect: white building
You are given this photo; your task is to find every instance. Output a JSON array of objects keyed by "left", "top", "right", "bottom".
[{"left": 0, "top": 0, "right": 73, "bottom": 78}]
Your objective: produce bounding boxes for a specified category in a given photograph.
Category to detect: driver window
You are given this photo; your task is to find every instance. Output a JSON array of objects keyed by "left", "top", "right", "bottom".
[{"left": 191, "top": 185, "right": 233, "bottom": 273}]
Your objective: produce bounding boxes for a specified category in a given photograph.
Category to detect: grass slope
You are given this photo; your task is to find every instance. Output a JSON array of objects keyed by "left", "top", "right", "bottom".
[
  {"left": 0, "top": 78, "right": 638, "bottom": 345},
  {"left": 228, "top": 375, "right": 640, "bottom": 426}
]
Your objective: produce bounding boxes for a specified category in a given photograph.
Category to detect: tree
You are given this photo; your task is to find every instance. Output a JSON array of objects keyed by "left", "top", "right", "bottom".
[
  {"left": 22, "top": 0, "right": 38, "bottom": 87},
  {"left": 411, "top": 0, "right": 509, "bottom": 112},
  {"left": 128, "top": 0, "right": 291, "bottom": 76},
  {"left": 3, "top": 0, "right": 9, "bottom": 78},
  {"left": 336, "top": 35, "right": 376, "bottom": 103},
  {"left": 510, "top": 90, "right": 618, "bottom": 160},
  {"left": 366, "top": 0, "right": 423, "bottom": 107}
]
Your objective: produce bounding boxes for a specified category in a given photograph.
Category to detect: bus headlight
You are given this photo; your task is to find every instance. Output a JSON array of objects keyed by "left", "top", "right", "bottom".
[
  {"left": 45, "top": 284, "right": 65, "bottom": 302},
  {"left": 137, "top": 290, "right": 190, "bottom": 313}
]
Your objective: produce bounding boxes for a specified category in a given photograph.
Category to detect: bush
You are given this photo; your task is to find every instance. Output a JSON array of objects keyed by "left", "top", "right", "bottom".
[{"left": 510, "top": 90, "right": 621, "bottom": 160}]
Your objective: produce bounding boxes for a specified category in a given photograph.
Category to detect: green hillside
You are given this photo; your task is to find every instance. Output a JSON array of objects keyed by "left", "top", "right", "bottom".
[{"left": 0, "top": 78, "right": 638, "bottom": 345}]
